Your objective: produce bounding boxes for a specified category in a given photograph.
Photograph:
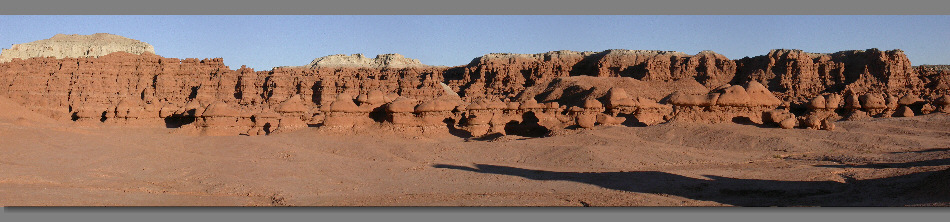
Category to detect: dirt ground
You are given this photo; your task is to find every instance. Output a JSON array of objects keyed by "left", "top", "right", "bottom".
[{"left": 2, "top": 97, "right": 950, "bottom": 206}]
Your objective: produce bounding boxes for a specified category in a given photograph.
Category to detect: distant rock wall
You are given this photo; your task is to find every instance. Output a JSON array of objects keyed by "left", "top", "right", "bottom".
[
  {"left": 1, "top": 36, "right": 947, "bottom": 136},
  {"left": 305, "top": 53, "right": 426, "bottom": 69}
]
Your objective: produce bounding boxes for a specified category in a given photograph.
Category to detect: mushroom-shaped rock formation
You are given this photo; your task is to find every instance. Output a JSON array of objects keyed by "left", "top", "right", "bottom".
[
  {"left": 595, "top": 113, "right": 625, "bottom": 126},
  {"left": 461, "top": 98, "right": 497, "bottom": 137},
  {"left": 825, "top": 94, "right": 842, "bottom": 109},
  {"left": 802, "top": 94, "right": 840, "bottom": 122},
  {"left": 414, "top": 97, "right": 458, "bottom": 126},
  {"left": 383, "top": 92, "right": 400, "bottom": 104},
  {"left": 179, "top": 100, "right": 204, "bottom": 117},
  {"left": 821, "top": 119, "right": 836, "bottom": 131},
  {"left": 936, "top": 95, "right": 950, "bottom": 113},
  {"left": 859, "top": 93, "right": 888, "bottom": 116},
  {"left": 248, "top": 110, "right": 281, "bottom": 135},
  {"left": 276, "top": 95, "right": 310, "bottom": 114},
  {"left": 921, "top": 103, "right": 936, "bottom": 114},
  {"left": 202, "top": 102, "right": 241, "bottom": 117},
  {"left": 669, "top": 82, "right": 781, "bottom": 124},
  {"left": 575, "top": 109, "right": 597, "bottom": 128},
  {"left": 631, "top": 97, "right": 673, "bottom": 126},
  {"left": 328, "top": 94, "right": 362, "bottom": 113},
  {"left": 885, "top": 95, "right": 900, "bottom": 110},
  {"left": 158, "top": 103, "right": 180, "bottom": 118},
  {"left": 357, "top": 90, "right": 387, "bottom": 106},
  {"left": 582, "top": 99, "right": 604, "bottom": 110},
  {"left": 605, "top": 88, "right": 637, "bottom": 109},
  {"left": 898, "top": 94, "right": 923, "bottom": 106},
  {"left": 322, "top": 93, "right": 367, "bottom": 128},
  {"left": 73, "top": 105, "right": 109, "bottom": 124},
  {"left": 859, "top": 93, "right": 887, "bottom": 109},
  {"left": 195, "top": 102, "right": 252, "bottom": 136},
  {"left": 114, "top": 99, "right": 137, "bottom": 118},
  {"left": 715, "top": 85, "right": 751, "bottom": 107},
  {"left": 894, "top": 106, "right": 915, "bottom": 117},
  {"left": 568, "top": 99, "right": 607, "bottom": 129},
  {"left": 462, "top": 98, "right": 509, "bottom": 136},
  {"left": 764, "top": 109, "right": 795, "bottom": 127},
  {"left": 807, "top": 95, "right": 826, "bottom": 109},
  {"left": 585, "top": 97, "right": 624, "bottom": 126},
  {"left": 803, "top": 115, "right": 823, "bottom": 130},
  {"left": 385, "top": 97, "right": 420, "bottom": 126},
  {"left": 779, "top": 117, "right": 798, "bottom": 129},
  {"left": 843, "top": 94, "right": 862, "bottom": 110},
  {"left": 273, "top": 95, "right": 311, "bottom": 133},
  {"left": 108, "top": 99, "right": 155, "bottom": 125},
  {"left": 745, "top": 81, "right": 782, "bottom": 107},
  {"left": 800, "top": 114, "right": 835, "bottom": 131},
  {"left": 516, "top": 99, "right": 565, "bottom": 132}
]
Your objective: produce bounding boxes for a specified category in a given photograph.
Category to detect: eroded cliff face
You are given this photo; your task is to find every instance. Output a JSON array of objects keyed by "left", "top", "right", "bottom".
[
  {"left": 734, "top": 49, "right": 926, "bottom": 103},
  {"left": 1, "top": 35, "right": 947, "bottom": 137},
  {"left": 0, "top": 52, "right": 450, "bottom": 122},
  {"left": 446, "top": 49, "right": 737, "bottom": 100},
  {"left": 917, "top": 65, "right": 950, "bottom": 95},
  {"left": 0, "top": 52, "right": 223, "bottom": 119},
  {"left": 0, "top": 33, "right": 156, "bottom": 63}
]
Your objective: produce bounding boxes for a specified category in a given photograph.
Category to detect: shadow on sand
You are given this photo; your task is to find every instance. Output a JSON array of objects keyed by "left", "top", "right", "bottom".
[
  {"left": 432, "top": 163, "right": 950, "bottom": 206},
  {"left": 815, "top": 158, "right": 950, "bottom": 169}
]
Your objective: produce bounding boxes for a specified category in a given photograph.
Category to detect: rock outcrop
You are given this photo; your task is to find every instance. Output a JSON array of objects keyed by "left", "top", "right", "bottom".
[
  {"left": 1, "top": 35, "right": 948, "bottom": 137},
  {"left": 446, "top": 49, "right": 737, "bottom": 100},
  {"left": 669, "top": 81, "right": 783, "bottom": 124},
  {"left": 0, "top": 33, "right": 155, "bottom": 63},
  {"left": 735, "top": 49, "right": 924, "bottom": 103},
  {"left": 305, "top": 53, "right": 425, "bottom": 69}
]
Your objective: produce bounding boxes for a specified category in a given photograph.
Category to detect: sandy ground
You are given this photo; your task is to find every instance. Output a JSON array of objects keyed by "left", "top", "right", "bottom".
[{"left": 2, "top": 97, "right": 950, "bottom": 206}]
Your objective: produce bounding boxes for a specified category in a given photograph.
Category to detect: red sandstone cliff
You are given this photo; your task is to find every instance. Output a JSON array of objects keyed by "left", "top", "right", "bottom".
[
  {"left": 734, "top": 48, "right": 927, "bottom": 102},
  {"left": 447, "top": 49, "right": 737, "bottom": 100},
  {"left": 1, "top": 46, "right": 948, "bottom": 136}
]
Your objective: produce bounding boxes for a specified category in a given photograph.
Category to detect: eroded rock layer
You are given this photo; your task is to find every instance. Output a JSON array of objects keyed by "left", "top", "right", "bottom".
[
  {"left": 1, "top": 40, "right": 948, "bottom": 136},
  {"left": 0, "top": 33, "right": 155, "bottom": 63},
  {"left": 734, "top": 49, "right": 928, "bottom": 103}
]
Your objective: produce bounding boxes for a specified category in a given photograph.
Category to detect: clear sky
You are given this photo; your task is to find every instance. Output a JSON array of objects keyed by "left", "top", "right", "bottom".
[{"left": 1, "top": 15, "right": 948, "bottom": 70}]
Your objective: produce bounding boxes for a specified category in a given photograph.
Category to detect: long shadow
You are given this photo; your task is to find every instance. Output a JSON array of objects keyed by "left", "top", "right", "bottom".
[
  {"left": 816, "top": 158, "right": 950, "bottom": 169},
  {"left": 891, "top": 148, "right": 950, "bottom": 154},
  {"left": 432, "top": 163, "right": 950, "bottom": 206}
]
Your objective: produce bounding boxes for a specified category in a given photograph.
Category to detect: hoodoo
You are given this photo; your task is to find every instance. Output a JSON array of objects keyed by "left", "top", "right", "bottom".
[{"left": 1, "top": 34, "right": 949, "bottom": 136}]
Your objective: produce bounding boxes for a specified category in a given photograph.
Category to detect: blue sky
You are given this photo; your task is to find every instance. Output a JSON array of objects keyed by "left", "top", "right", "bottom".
[{"left": 1, "top": 15, "right": 948, "bottom": 70}]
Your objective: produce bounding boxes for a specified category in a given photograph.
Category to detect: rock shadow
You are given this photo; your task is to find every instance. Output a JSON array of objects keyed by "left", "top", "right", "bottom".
[
  {"left": 444, "top": 118, "right": 473, "bottom": 138},
  {"left": 815, "top": 158, "right": 950, "bottom": 169},
  {"left": 616, "top": 113, "right": 648, "bottom": 127},
  {"left": 731, "top": 116, "right": 769, "bottom": 128},
  {"left": 432, "top": 163, "right": 950, "bottom": 206},
  {"left": 503, "top": 112, "right": 549, "bottom": 137},
  {"left": 891, "top": 148, "right": 950, "bottom": 154},
  {"left": 163, "top": 114, "right": 195, "bottom": 128}
]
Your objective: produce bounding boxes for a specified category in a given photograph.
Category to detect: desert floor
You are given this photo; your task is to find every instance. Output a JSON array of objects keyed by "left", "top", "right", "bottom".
[{"left": 2, "top": 97, "right": 950, "bottom": 206}]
